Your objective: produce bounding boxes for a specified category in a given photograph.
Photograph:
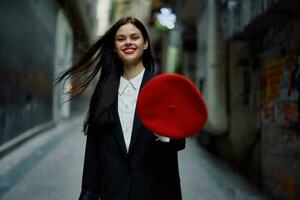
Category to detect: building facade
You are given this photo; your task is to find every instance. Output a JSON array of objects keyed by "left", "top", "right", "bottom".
[
  {"left": 197, "top": 0, "right": 300, "bottom": 199},
  {"left": 0, "top": 0, "right": 100, "bottom": 157}
]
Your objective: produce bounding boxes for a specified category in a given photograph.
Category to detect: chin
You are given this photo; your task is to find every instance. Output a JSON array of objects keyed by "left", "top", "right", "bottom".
[
  {"left": 123, "top": 58, "right": 141, "bottom": 65},
  {"left": 122, "top": 56, "right": 140, "bottom": 63}
]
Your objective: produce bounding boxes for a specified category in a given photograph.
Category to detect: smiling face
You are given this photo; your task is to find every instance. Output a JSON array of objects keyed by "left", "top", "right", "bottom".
[{"left": 114, "top": 23, "right": 148, "bottom": 66}]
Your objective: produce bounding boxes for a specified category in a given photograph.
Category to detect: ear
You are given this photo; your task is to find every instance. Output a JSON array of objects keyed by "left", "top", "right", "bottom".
[{"left": 144, "top": 40, "right": 149, "bottom": 50}]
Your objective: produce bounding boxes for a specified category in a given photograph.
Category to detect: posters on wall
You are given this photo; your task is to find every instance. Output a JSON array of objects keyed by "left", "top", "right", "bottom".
[{"left": 261, "top": 56, "right": 299, "bottom": 136}]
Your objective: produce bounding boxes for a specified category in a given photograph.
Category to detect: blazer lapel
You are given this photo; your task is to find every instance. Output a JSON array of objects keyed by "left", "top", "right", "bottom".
[
  {"left": 113, "top": 103, "right": 128, "bottom": 156},
  {"left": 128, "top": 70, "right": 154, "bottom": 154}
]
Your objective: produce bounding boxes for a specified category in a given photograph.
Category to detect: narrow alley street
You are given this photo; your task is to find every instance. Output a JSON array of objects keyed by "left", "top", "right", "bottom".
[
  {"left": 0, "top": 116, "right": 264, "bottom": 200},
  {"left": 1, "top": 1, "right": 299, "bottom": 199}
]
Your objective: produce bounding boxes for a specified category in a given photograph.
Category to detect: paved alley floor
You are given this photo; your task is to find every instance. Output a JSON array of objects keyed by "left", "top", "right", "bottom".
[
  {"left": 179, "top": 138, "right": 264, "bottom": 200},
  {"left": 0, "top": 116, "right": 265, "bottom": 200}
]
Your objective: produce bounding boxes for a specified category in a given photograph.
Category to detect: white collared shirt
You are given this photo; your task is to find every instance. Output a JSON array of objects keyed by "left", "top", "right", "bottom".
[{"left": 118, "top": 69, "right": 169, "bottom": 152}]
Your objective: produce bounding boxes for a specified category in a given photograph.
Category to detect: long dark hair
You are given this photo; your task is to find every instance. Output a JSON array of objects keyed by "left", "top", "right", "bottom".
[{"left": 56, "top": 17, "right": 155, "bottom": 134}]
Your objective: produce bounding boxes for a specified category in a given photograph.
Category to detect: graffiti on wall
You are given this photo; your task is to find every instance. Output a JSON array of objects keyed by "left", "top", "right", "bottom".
[
  {"left": 268, "top": 166, "right": 296, "bottom": 200},
  {"left": 261, "top": 56, "right": 300, "bottom": 138}
]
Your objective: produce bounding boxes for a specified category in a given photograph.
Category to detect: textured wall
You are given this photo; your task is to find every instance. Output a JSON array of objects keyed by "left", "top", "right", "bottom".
[
  {"left": 227, "top": 41, "right": 261, "bottom": 185},
  {"left": 257, "top": 18, "right": 300, "bottom": 200},
  {"left": 0, "top": 0, "right": 58, "bottom": 145}
]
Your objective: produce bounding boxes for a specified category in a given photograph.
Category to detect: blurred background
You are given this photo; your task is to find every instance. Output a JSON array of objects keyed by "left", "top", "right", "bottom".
[{"left": 0, "top": 0, "right": 299, "bottom": 199}]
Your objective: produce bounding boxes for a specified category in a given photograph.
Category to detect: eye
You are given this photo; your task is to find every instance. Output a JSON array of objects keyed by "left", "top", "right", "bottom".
[
  {"left": 116, "top": 37, "right": 125, "bottom": 42},
  {"left": 131, "top": 36, "right": 139, "bottom": 40}
]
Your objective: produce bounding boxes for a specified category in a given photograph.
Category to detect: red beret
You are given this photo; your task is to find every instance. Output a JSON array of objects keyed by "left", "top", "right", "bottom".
[{"left": 137, "top": 73, "right": 208, "bottom": 139}]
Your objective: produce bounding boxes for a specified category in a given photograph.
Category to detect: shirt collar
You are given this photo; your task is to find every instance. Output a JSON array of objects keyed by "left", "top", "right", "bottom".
[{"left": 119, "top": 68, "right": 145, "bottom": 95}]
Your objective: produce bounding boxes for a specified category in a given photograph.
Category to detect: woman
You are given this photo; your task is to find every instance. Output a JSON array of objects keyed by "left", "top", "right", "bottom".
[{"left": 57, "top": 17, "right": 185, "bottom": 200}]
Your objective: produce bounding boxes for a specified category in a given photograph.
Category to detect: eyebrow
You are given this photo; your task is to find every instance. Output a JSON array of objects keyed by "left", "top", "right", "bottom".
[{"left": 115, "top": 33, "right": 140, "bottom": 37}]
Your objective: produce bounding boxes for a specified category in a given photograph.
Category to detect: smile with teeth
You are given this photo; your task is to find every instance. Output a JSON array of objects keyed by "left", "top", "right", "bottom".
[{"left": 123, "top": 47, "right": 136, "bottom": 54}]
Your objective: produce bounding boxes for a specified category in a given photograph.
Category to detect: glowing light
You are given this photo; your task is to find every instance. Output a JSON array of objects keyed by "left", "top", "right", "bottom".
[
  {"left": 167, "top": 24, "right": 175, "bottom": 29},
  {"left": 160, "top": 8, "right": 171, "bottom": 15},
  {"left": 156, "top": 7, "right": 176, "bottom": 30}
]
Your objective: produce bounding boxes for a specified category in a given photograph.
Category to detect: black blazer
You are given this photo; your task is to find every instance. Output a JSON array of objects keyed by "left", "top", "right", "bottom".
[{"left": 79, "top": 70, "right": 185, "bottom": 200}]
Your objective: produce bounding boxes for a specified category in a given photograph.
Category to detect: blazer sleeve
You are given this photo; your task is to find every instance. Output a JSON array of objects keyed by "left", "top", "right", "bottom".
[
  {"left": 79, "top": 134, "right": 101, "bottom": 200},
  {"left": 170, "top": 138, "right": 186, "bottom": 151},
  {"left": 155, "top": 137, "right": 186, "bottom": 151}
]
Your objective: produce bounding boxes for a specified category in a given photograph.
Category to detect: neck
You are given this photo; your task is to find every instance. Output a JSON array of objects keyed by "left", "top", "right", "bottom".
[{"left": 123, "top": 61, "right": 145, "bottom": 80}]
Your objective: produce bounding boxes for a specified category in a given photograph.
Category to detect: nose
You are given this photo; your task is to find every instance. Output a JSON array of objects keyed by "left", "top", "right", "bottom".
[{"left": 125, "top": 38, "right": 132, "bottom": 45}]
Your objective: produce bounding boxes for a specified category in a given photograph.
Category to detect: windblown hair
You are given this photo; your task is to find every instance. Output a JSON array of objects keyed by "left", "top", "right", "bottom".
[{"left": 56, "top": 17, "right": 155, "bottom": 134}]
